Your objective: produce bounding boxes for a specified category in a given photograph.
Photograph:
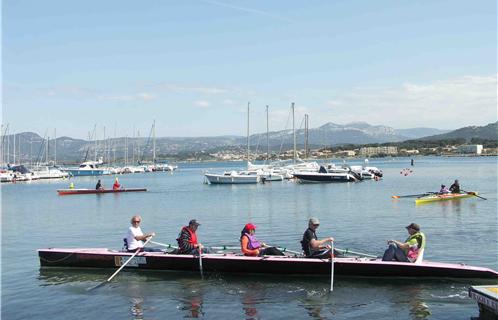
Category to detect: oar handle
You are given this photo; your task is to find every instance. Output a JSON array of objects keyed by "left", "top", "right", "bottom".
[{"left": 107, "top": 236, "right": 153, "bottom": 282}]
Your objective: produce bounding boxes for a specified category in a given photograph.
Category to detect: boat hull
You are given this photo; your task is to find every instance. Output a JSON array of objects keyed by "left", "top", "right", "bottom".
[
  {"left": 416, "top": 192, "right": 476, "bottom": 204},
  {"left": 293, "top": 172, "right": 357, "bottom": 183},
  {"left": 57, "top": 188, "right": 147, "bottom": 195},
  {"left": 38, "top": 248, "right": 498, "bottom": 279},
  {"left": 205, "top": 173, "right": 259, "bottom": 184}
]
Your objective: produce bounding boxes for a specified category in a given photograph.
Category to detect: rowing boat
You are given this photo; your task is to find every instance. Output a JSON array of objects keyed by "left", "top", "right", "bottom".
[
  {"left": 38, "top": 248, "right": 498, "bottom": 279},
  {"left": 57, "top": 188, "right": 147, "bottom": 195},
  {"left": 415, "top": 192, "right": 477, "bottom": 204}
]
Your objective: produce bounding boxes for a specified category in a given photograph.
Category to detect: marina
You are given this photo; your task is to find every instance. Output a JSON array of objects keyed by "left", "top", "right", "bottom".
[{"left": 2, "top": 157, "right": 497, "bottom": 319}]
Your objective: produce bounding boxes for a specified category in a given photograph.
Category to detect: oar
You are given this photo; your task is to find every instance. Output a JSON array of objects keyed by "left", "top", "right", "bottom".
[
  {"left": 391, "top": 192, "right": 434, "bottom": 199},
  {"left": 150, "top": 241, "right": 178, "bottom": 249},
  {"left": 198, "top": 246, "right": 204, "bottom": 279},
  {"left": 330, "top": 241, "right": 334, "bottom": 292},
  {"left": 275, "top": 247, "right": 303, "bottom": 256},
  {"left": 462, "top": 190, "right": 487, "bottom": 200},
  {"left": 334, "top": 248, "right": 378, "bottom": 259},
  {"left": 89, "top": 236, "right": 153, "bottom": 290}
]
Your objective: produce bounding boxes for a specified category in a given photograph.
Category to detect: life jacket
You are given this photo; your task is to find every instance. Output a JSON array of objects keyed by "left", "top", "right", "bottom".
[
  {"left": 244, "top": 233, "right": 261, "bottom": 250},
  {"left": 177, "top": 226, "right": 198, "bottom": 246},
  {"left": 405, "top": 232, "right": 426, "bottom": 262},
  {"left": 113, "top": 182, "right": 120, "bottom": 190}
]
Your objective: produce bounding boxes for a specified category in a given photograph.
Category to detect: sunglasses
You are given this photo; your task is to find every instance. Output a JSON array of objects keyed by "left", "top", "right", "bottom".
[
  {"left": 132, "top": 220, "right": 141, "bottom": 223},
  {"left": 313, "top": 224, "right": 320, "bottom": 227}
]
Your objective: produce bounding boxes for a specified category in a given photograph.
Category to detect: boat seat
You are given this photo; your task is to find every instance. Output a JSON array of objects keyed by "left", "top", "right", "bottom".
[{"left": 414, "top": 248, "right": 424, "bottom": 264}]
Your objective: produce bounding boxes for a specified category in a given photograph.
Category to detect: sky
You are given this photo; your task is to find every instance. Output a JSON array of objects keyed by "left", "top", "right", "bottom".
[{"left": 2, "top": 0, "right": 497, "bottom": 139}]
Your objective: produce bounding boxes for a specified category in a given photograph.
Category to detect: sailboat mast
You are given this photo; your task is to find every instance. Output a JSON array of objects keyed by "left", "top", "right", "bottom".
[
  {"left": 304, "top": 114, "right": 309, "bottom": 159},
  {"left": 266, "top": 105, "right": 269, "bottom": 162},
  {"left": 292, "top": 102, "right": 296, "bottom": 164},
  {"left": 247, "top": 102, "right": 250, "bottom": 164},
  {"left": 13, "top": 131, "right": 16, "bottom": 164},
  {"left": 54, "top": 128, "right": 57, "bottom": 165},
  {"left": 152, "top": 120, "right": 156, "bottom": 163}
]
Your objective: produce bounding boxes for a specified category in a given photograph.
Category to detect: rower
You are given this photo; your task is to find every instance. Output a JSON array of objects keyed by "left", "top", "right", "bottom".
[
  {"left": 95, "top": 179, "right": 104, "bottom": 190},
  {"left": 240, "top": 223, "right": 284, "bottom": 256},
  {"left": 113, "top": 177, "right": 121, "bottom": 190},
  {"left": 382, "top": 223, "right": 425, "bottom": 263},
  {"left": 69, "top": 182, "right": 75, "bottom": 189},
  {"left": 439, "top": 184, "right": 450, "bottom": 194},
  {"left": 124, "top": 215, "right": 161, "bottom": 252},
  {"left": 300, "top": 217, "right": 335, "bottom": 259},
  {"left": 176, "top": 219, "right": 210, "bottom": 254},
  {"left": 449, "top": 180, "right": 460, "bottom": 193}
]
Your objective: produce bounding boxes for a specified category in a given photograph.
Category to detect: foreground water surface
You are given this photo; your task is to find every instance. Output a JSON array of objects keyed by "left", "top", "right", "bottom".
[{"left": 2, "top": 157, "right": 497, "bottom": 319}]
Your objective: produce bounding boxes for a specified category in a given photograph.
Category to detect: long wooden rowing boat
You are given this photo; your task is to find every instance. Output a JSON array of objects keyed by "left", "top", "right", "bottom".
[
  {"left": 415, "top": 192, "right": 477, "bottom": 204},
  {"left": 38, "top": 248, "right": 498, "bottom": 279},
  {"left": 57, "top": 188, "right": 147, "bottom": 195}
]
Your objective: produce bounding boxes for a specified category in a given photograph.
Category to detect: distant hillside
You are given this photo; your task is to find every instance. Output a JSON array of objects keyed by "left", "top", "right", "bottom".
[
  {"left": 1, "top": 122, "right": 453, "bottom": 163},
  {"left": 419, "top": 122, "right": 498, "bottom": 141},
  {"left": 394, "top": 127, "right": 449, "bottom": 139}
]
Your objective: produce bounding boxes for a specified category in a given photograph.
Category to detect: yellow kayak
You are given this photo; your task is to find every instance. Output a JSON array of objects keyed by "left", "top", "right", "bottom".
[{"left": 415, "top": 192, "right": 478, "bottom": 204}]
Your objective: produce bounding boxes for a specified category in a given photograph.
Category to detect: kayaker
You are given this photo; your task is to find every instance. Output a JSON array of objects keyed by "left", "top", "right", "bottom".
[
  {"left": 240, "top": 223, "right": 284, "bottom": 256},
  {"left": 124, "top": 215, "right": 159, "bottom": 252},
  {"left": 439, "top": 185, "right": 450, "bottom": 194},
  {"left": 449, "top": 180, "right": 460, "bottom": 193},
  {"left": 95, "top": 179, "right": 103, "bottom": 190},
  {"left": 177, "top": 219, "right": 209, "bottom": 254},
  {"left": 382, "top": 223, "right": 426, "bottom": 263},
  {"left": 112, "top": 177, "right": 121, "bottom": 190},
  {"left": 300, "top": 217, "right": 335, "bottom": 259}
]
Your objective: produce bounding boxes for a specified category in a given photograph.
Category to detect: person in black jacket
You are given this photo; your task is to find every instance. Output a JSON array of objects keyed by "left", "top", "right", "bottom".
[
  {"left": 449, "top": 180, "right": 460, "bottom": 193},
  {"left": 301, "top": 217, "right": 335, "bottom": 259}
]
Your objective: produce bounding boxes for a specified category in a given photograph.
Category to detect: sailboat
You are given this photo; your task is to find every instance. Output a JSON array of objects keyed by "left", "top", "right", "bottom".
[{"left": 204, "top": 103, "right": 260, "bottom": 185}]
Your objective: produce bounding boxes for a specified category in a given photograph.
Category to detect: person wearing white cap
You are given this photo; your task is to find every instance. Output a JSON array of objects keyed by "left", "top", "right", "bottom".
[{"left": 300, "top": 217, "right": 335, "bottom": 259}]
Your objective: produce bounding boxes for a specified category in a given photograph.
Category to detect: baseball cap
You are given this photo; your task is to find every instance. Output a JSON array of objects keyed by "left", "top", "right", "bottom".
[
  {"left": 245, "top": 223, "right": 256, "bottom": 230},
  {"left": 189, "top": 219, "right": 201, "bottom": 226},
  {"left": 405, "top": 223, "right": 420, "bottom": 231},
  {"left": 309, "top": 217, "right": 320, "bottom": 225}
]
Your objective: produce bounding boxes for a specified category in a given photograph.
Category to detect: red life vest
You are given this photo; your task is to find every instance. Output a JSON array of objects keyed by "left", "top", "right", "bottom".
[{"left": 182, "top": 226, "right": 198, "bottom": 245}]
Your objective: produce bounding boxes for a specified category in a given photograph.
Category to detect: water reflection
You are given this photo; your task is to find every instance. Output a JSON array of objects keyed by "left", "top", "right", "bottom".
[{"left": 178, "top": 280, "right": 204, "bottom": 318}]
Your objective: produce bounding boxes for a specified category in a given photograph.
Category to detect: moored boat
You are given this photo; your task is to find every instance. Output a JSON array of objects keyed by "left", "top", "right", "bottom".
[
  {"left": 204, "top": 171, "right": 260, "bottom": 184},
  {"left": 57, "top": 188, "right": 147, "bottom": 195},
  {"left": 38, "top": 248, "right": 498, "bottom": 279},
  {"left": 415, "top": 192, "right": 477, "bottom": 204}
]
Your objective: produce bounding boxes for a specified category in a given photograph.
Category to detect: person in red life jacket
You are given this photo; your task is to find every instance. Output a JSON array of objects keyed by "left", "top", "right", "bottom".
[
  {"left": 177, "top": 219, "right": 210, "bottom": 254},
  {"left": 113, "top": 177, "right": 121, "bottom": 190},
  {"left": 240, "top": 223, "right": 284, "bottom": 256}
]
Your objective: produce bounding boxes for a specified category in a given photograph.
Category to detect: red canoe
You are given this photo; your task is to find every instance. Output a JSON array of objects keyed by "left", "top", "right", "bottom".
[{"left": 57, "top": 188, "right": 147, "bottom": 195}]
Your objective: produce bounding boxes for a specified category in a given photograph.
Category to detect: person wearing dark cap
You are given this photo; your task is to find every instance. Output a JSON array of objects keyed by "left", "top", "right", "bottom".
[
  {"left": 382, "top": 223, "right": 426, "bottom": 263},
  {"left": 240, "top": 223, "right": 284, "bottom": 256},
  {"left": 300, "top": 217, "right": 335, "bottom": 259},
  {"left": 176, "top": 219, "right": 209, "bottom": 254},
  {"left": 449, "top": 180, "right": 460, "bottom": 193},
  {"left": 439, "top": 184, "right": 450, "bottom": 194}
]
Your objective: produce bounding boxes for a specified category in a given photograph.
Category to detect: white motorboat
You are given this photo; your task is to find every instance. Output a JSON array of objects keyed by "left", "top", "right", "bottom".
[
  {"left": 30, "top": 166, "right": 69, "bottom": 180},
  {"left": 205, "top": 170, "right": 260, "bottom": 184}
]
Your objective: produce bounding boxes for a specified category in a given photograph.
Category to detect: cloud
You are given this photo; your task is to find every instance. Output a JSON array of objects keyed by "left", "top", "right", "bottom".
[
  {"left": 35, "top": 86, "right": 96, "bottom": 98},
  {"left": 100, "top": 92, "right": 156, "bottom": 102},
  {"left": 156, "top": 83, "right": 228, "bottom": 95},
  {"left": 194, "top": 100, "right": 211, "bottom": 108},
  {"left": 324, "top": 75, "right": 497, "bottom": 128}
]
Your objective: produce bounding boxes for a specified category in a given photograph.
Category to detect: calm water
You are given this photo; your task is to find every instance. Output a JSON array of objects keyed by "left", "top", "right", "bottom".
[{"left": 2, "top": 157, "right": 497, "bottom": 319}]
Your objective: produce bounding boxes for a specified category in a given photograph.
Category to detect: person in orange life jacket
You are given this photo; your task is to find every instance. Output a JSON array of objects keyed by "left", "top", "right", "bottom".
[
  {"left": 113, "top": 177, "right": 121, "bottom": 190},
  {"left": 177, "top": 219, "right": 210, "bottom": 254},
  {"left": 240, "top": 223, "right": 284, "bottom": 256},
  {"left": 301, "top": 217, "right": 336, "bottom": 259}
]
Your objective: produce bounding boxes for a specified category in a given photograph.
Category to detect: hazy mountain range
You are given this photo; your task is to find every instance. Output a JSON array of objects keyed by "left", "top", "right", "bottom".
[{"left": 2, "top": 122, "right": 496, "bottom": 163}]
